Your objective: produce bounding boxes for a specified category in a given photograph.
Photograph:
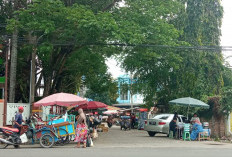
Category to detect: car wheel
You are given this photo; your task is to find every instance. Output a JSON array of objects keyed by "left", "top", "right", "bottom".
[{"left": 148, "top": 131, "right": 156, "bottom": 137}]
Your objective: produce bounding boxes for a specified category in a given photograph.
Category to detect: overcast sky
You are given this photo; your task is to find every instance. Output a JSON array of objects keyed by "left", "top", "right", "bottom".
[
  {"left": 221, "top": 0, "right": 232, "bottom": 64},
  {"left": 107, "top": 0, "right": 232, "bottom": 78}
]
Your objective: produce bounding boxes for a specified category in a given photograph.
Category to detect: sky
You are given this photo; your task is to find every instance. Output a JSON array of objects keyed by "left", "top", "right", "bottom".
[
  {"left": 107, "top": 0, "right": 232, "bottom": 78},
  {"left": 221, "top": 0, "right": 232, "bottom": 64}
]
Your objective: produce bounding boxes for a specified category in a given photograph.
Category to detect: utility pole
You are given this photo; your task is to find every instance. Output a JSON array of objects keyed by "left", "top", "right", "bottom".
[
  {"left": 130, "top": 73, "right": 134, "bottom": 112},
  {"left": 29, "top": 35, "right": 37, "bottom": 113},
  {"left": 3, "top": 39, "right": 10, "bottom": 126}
]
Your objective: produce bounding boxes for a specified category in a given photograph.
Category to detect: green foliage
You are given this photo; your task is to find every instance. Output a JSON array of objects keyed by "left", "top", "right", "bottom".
[
  {"left": 5, "top": 0, "right": 119, "bottom": 101},
  {"left": 220, "top": 87, "right": 232, "bottom": 116},
  {"left": 117, "top": 0, "right": 225, "bottom": 112},
  {"left": 1, "top": 0, "right": 230, "bottom": 113},
  {"left": 84, "top": 73, "right": 118, "bottom": 105}
]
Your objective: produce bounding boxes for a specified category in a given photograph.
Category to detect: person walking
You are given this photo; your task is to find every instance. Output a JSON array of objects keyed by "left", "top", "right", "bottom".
[
  {"left": 14, "top": 106, "right": 24, "bottom": 135},
  {"left": 130, "top": 113, "right": 136, "bottom": 129},
  {"left": 74, "top": 109, "right": 88, "bottom": 148}
]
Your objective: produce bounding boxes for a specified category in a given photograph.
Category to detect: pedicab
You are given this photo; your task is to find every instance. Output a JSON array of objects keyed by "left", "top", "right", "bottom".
[
  {"left": 33, "top": 92, "right": 88, "bottom": 145},
  {"left": 0, "top": 115, "right": 55, "bottom": 149}
]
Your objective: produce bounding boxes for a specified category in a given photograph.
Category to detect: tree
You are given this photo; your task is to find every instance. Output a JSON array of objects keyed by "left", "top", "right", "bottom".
[
  {"left": 7, "top": 0, "right": 118, "bottom": 102},
  {"left": 117, "top": 0, "right": 224, "bottom": 111}
]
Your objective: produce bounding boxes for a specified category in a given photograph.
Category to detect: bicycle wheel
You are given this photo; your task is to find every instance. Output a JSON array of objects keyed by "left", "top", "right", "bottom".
[
  {"left": 0, "top": 133, "right": 8, "bottom": 149},
  {"left": 40, "top": 133, "right": 54, "bottom": 148},
  {"left": 54, "top": 128, "right": 70, "bottom": 145}
]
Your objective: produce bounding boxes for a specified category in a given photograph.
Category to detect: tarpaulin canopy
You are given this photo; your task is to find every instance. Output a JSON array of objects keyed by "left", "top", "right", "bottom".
[
  {"left": 34, "top": 92, "right": 87, "bottom": 107},
  {"left": 81, "top": 101, "right": 107, "bottom": 110},
  {"left": 106, "top": 106, "right": 121, "bottom": 110},
  {"left": 103, "top": 110, "right": 118, "bottom": 115}
]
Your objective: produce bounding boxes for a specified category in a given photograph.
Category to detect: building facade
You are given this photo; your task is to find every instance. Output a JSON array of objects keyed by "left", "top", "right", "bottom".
[{"left": 114, "top": 75, "right": 144, "bottom": 108}]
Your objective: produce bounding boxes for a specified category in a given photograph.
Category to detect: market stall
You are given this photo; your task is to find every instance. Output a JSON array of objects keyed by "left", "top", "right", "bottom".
[
  {"left": 33, "top": 92, "right": 88, "bottom": 142},
  {"left": 34, "top": 92, "right": 87, "bottom": 122}
]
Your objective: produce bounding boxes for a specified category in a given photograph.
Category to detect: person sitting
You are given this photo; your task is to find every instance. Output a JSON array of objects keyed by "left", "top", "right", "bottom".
[
  {"left": 169, "top": 118, "right": 177, "bottom": 137},
  {"left": 190, "top": 119, "right": 203, "bottom": 141},
  {"left": 190, "top": 113, "right": 200, "bottom": 124},
  {"left": 174, "top": 112, "right": 178, "bottom": 119}
]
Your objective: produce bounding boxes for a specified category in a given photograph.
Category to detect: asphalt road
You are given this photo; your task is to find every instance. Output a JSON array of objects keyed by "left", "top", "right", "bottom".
[{"left": 1, "top": 126, "right": 232, "bottom": 157}]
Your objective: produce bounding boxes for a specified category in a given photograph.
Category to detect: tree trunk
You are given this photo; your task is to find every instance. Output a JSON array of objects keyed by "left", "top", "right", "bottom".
[
  {"left": 30, "top": 50, "right": 36, "bottom": 104},
  {"left": 43, "top": 76, "right": 52, "bottom": 97},
  {"left": 9, "top": 29, "right": 18, "bottom": 103}
]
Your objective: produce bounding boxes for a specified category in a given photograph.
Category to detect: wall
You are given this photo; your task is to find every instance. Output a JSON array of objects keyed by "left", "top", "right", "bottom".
[
  {"left": 6, "top": 103, "right": 30, "bottom": 125},
  {"left": 0, "top": 102, "right": 3, "bottom": 126},
  {"left": 202, "top": 115, "right": 226, "bottom": 138}
]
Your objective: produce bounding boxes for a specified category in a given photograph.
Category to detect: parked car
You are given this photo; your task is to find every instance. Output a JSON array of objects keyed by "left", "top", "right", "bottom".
[{"left": 144, "top": 114, "right": 187, "bottom": 137}]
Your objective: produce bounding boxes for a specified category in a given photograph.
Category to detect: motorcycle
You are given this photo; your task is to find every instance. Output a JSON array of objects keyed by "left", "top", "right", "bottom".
[
  {"left": 0, "top": 117, "right": 55, "bottom": 149},
  {"left": 120, "top": 116, "right": 131, "bottom": 131}
]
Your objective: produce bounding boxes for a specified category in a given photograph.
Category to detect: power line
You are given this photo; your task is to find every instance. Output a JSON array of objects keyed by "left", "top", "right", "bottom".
[{"left": 2, "top": 33, "right": 232, "bottom": 51}]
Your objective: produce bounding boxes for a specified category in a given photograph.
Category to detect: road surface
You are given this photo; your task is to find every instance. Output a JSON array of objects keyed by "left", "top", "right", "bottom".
[{"left": 1, "top": 126, "right": 232, "bottom": 157}]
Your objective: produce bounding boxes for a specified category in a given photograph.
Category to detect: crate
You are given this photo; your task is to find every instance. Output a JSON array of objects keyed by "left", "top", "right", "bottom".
[
  {"left": 99, "top": 124, "right": 105, "bottom": 127},
  {"left": 102, "top": 127, "right": 108, "bottom": 132}
]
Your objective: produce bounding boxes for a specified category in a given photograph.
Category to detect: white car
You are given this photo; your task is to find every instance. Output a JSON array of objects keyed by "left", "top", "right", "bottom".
[{"left": 144, "top": 114, "right": 187, "bottom": 137}]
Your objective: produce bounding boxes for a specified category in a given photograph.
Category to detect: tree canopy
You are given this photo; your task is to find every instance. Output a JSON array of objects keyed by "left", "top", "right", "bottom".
[{"left": 2, "top": 0, "right": 232, "bottom": 112}]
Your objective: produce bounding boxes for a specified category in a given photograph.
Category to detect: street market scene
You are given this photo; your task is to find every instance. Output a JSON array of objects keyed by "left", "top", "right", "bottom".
[{"left": 1, "top": 0, "right": 232, "bottom": 157}]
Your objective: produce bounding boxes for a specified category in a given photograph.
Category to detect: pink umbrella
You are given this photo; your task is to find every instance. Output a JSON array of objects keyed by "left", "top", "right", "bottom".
[
  {"left": 34, "top": 92, "right": 87, "bottom": 107},
  {"left": 81, "top": 101, "right": 107, "bottom": 110}
]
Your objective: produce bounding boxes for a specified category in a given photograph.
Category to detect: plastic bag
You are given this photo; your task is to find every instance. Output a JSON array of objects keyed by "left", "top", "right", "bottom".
[
  {"left": 20, "top": 133, "right": 28, "bottom": 143},
  {"left": 90, "top": 138, "right": 94, "bottom": 147}
]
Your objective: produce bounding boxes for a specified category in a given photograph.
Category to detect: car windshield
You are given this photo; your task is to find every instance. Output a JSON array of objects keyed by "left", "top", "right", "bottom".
[{"left": 153, "top": 115, "right": 170, "bottom": 120}]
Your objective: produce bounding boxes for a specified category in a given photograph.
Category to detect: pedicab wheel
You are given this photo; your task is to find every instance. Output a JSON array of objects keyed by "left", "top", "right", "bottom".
[
  {"left": 0, "top": 133, "right": 8, "bottom": 149},
  {"left": 40, "top": 133, "right": 55, "bottom": 148}
]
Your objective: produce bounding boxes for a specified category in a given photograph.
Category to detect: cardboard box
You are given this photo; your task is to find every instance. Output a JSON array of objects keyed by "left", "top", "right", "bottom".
[{"left": 102, "top": 127, "right": 108, "bottom": 132}]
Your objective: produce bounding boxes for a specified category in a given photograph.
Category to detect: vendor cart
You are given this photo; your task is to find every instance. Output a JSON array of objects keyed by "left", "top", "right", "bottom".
[{"left": 48, "top": 117, "right": 75, "bottom": 144}]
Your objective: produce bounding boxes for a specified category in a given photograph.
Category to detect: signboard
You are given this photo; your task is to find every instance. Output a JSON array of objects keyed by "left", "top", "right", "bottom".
[{"left": 6, "top": 103, "right": 30, "bottom": 125}]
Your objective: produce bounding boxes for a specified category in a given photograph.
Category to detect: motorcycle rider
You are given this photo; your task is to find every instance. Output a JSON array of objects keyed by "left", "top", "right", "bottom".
[{"left": 13, "top": 106, "right": 25, "bottom": 135}]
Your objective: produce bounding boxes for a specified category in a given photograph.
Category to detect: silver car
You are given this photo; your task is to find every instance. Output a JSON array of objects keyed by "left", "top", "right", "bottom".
[{"left": 144, "top": 114, "right": 187, "bottom": 137}]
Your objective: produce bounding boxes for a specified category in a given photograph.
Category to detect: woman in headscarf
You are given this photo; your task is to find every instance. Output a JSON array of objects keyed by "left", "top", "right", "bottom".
[
  {"left": 74, "top": 108, "right": 88, "bottom": 148},
  {"left": 190, "top": 119, "right": 203, "bottom": 140}
]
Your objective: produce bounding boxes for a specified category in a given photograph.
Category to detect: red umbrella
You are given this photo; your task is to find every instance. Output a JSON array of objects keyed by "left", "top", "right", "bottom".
[
  {"left": 34, "top": 92, "right": 87, "bottom": 107},
  {"left": 81, "top": 101, "right": 107, "bottom": 110},
  {"left": 137, "top": 108, "right": 148, "bottom": 112}
]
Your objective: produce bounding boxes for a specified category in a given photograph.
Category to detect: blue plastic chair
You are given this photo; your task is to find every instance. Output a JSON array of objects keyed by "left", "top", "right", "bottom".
[
  {"left": 169, "top": 131, "right": 174, "bottom": 138},
  {"left": 183, "top": 123, "right": 191, "bottom": 141}
]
